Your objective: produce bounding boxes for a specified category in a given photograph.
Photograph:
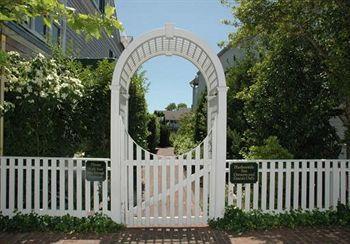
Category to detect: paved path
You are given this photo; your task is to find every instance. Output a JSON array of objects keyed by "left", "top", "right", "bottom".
[
  {"left": 156, "top": 147, "right": 175, "bottom": 156},
  {"left": 1, "top": 227, "right": 350, "bottom": 243}
]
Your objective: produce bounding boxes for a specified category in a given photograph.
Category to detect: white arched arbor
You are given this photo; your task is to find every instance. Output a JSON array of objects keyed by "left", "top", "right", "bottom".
[{"left": 110, "top": 24, "right": 227, "bottom": 225}]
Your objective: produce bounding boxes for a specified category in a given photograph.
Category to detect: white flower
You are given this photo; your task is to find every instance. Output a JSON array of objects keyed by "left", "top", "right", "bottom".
[
  {"left": 37, "top": 53, "right": 45, "bottom": 59},
  {"left": 40, "top": 91, "right": 48, "bottom": 98},
  {"left": 36, "top": 69, "right": 43, "bottom": 78},
  {"left": 11, "top": 76, "right": 18, "bottom": 82},
  {"left": 23, "top": 65, "right": 30, "bottom": 72},
  {"left": 47, "top": 74, "right": 54, "bottom": 80},
  {"left": 28, "top": 99, "right": 34, "bottom": 103},
  {"left": 61, "top": 93, "right": 68, "bottom": 99},
  {"left": 16, "top": 87, "right": 22, "bottom": 93},
  {"left": 27, "top": 85, "right": 33, "bottom": 93},
  {"left": 35, "top": 79, "right": 42, "bottom": 86}
]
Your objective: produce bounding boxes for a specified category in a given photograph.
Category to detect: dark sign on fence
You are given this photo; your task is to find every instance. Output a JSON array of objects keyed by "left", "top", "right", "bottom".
[
  {"left": 230, "top": 162, "right": 258, "bottom": 184},
  {"left": 86, "top": 161, "right": 106, "bottom": 181}
]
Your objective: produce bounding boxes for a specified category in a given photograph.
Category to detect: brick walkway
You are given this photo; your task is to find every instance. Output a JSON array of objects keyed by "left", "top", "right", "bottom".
[{"left": 1, "top": 227, "right": 350, "bottom": 243}]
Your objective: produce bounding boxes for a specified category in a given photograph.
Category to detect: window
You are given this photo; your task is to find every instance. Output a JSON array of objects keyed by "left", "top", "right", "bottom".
[
  {"left": 92, "top": 0, "right": 105, "bottom": 13},
  {"left": 51, "top": 24, "right": 61, "bottom": 46},
  {"left": 22, "top": 17, "right": 32, "bottom": 29},
  {"left": 92, "top": 0, "right": 99, "bottom": 7},
  {"left": 99, "top": 0, "right": 106, "bottom": 13},
  {"left": 34, "top": 17, "right": 48, "bottom": 38},
  {"left": 109, "top": 49, "right": 114, "bottom": 58}
]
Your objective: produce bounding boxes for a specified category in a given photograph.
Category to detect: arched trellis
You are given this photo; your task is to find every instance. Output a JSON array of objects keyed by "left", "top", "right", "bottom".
[{"left": 110, "top": 24, "right": 227, "bottom": 225}]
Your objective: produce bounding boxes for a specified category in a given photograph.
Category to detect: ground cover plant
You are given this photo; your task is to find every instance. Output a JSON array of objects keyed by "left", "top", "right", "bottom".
[
  {"left": 209, "top": 203, "right": 350, "bottom": 233},
  {"left": 0, "top": 212, "right": 123, "bottom": 234}
]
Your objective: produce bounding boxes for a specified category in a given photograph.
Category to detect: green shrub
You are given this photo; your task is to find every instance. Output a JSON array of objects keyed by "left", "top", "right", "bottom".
[
  {"left": 209, "top": 204, "right": 350, "bottom": 233},
  {"left": 147, "top": 114, "right": 160, "bottom": 153},
  {"left": 0, "top": 212, "right": 124, "bottom": 233},
  {"left": 241, "top": 136, "right": 293, "bottom": 159},
  {"left": 4, "top": 52, "right": 84, "bottom": 157},
  {"left": 159, "top": 124, "right": 171, "bottom": 147},
  {"left": 173, "top": 134, "right": 196, "bottom": 155}
]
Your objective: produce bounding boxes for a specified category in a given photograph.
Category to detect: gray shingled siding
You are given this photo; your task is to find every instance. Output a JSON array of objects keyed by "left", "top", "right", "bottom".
[{"left": 66, "top": 0, "right": 123, "bottom": 59}]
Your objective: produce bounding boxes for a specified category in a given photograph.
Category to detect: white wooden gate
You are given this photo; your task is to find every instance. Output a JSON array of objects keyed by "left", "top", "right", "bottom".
[
  {"left": 121, "top": 120, "right": 216, "bottom": 227},
  {"left": 110, "top": 24, "right": 228, "bottom": 225}
]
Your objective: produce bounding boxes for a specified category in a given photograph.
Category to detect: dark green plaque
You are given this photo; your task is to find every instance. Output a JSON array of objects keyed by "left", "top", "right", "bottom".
[
  {"left": 230, "top": 162, "right": 258, "bottom": 184},
  {"left": 86, "top": 161, "right": 106, "bottom": 181}
]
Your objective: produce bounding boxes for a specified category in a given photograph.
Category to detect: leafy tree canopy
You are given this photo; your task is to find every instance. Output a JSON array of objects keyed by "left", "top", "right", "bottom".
[
  {"left": 165, "top": 103, "right": 177, "bottom": 111},
  {"left": 177, "top": 103, "right": 188, "bottom": 110},
  {"left": 221, "top": 0, "right": 346, "bottom": 158},
  {"left": 165, "top": 102, "right": 188, "bottom": 111}
]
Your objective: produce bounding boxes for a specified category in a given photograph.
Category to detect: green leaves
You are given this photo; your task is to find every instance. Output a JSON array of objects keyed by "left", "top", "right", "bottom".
[
  {"left": 221, "top": 0, "right": 345, "bottom": 159},
  {"left": 242, "top": 136, "right": 294, "bottom": 159},
  {"left": 0, "top": 50, "right": 8, "bottom": 66},
  {"left": 0, "top": 212, "right": 124, "bottom": 233},
  {"left": 147, "top": 114, "right": 160, "bottom": 153},
  {"left": 3, "top": 52, "right": 151, "bottom": 158},
  {"left": 128, "top": 71, "right": 150, "bottom": 149},
  {"left": 209, "top": 203, "right": 350, "bottom": 233},
  {"left": 4, "top": 51, "right": 84, "bottom": 157},
  {"left": 105, "top": 5, "right": 115, "bottom": 19}
]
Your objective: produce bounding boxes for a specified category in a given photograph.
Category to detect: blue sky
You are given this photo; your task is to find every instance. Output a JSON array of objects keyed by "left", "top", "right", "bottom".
[{"left": 116, "top": 0, "right": 234, "bottom": 112}]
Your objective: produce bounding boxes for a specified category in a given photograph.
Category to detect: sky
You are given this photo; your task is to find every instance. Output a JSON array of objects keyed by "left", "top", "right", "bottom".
[{"left": 115, "top": 0, "right": 234, "bottom": 112}]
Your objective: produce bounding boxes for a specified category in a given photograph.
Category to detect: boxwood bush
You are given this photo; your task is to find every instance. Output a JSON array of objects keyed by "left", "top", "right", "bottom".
[
  {"left": 209, "top": 203, "right": 350, "bottom": 233},
  {"left": 0, "top": 212, "right": 124, "bottom": 233}
]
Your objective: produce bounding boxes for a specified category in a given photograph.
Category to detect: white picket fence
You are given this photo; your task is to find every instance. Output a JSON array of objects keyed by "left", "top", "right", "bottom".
[
  {"left": 1, "top": 158, "right": 350, "bottom": 223},
  {"left": 226, "top": 160, "right": 350, "bottom": 212},
  {"left": 0, "top": 157, "right": 111, "bottom": 217}
]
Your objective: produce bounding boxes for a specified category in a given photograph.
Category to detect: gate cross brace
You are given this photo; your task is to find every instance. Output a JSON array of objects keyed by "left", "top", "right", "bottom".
[{"left": 128, "top": 163, "right": 210, "bottom": 214}]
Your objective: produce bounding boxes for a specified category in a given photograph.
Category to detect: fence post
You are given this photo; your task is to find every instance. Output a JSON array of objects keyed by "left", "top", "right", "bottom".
[
  {"left": 215, "top": 86, "right": 227, "bottom": 218},
  {"left": 111, "top": 85, "right": 122, "bottom": 223}
]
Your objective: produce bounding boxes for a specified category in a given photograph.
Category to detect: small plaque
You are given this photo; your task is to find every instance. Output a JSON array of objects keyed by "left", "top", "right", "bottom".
[
  {"left": 86, "top": 161, "right": 106, "bottom": 181},
  {"left": 230, "top": 162, "right": 258, "bottom": 184}
]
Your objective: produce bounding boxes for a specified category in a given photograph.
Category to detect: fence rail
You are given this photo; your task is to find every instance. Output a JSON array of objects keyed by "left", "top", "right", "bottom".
[
  {"left": 0, "top": 157, "right": 111, "bottom": 217},
  {"left": 226, "top": 160, "right": 350, "bottom": 212}
]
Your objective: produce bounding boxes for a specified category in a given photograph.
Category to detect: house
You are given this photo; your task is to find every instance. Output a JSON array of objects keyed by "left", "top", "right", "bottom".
[
  {"left": 190, "top": 46, "right": 244, "bottom": 109},
  {"left": 155, "top": 108, "right": 192, "bottom": 130},
  {"left": 0, "top": 0, "right": 124, "bottom": 58}
]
